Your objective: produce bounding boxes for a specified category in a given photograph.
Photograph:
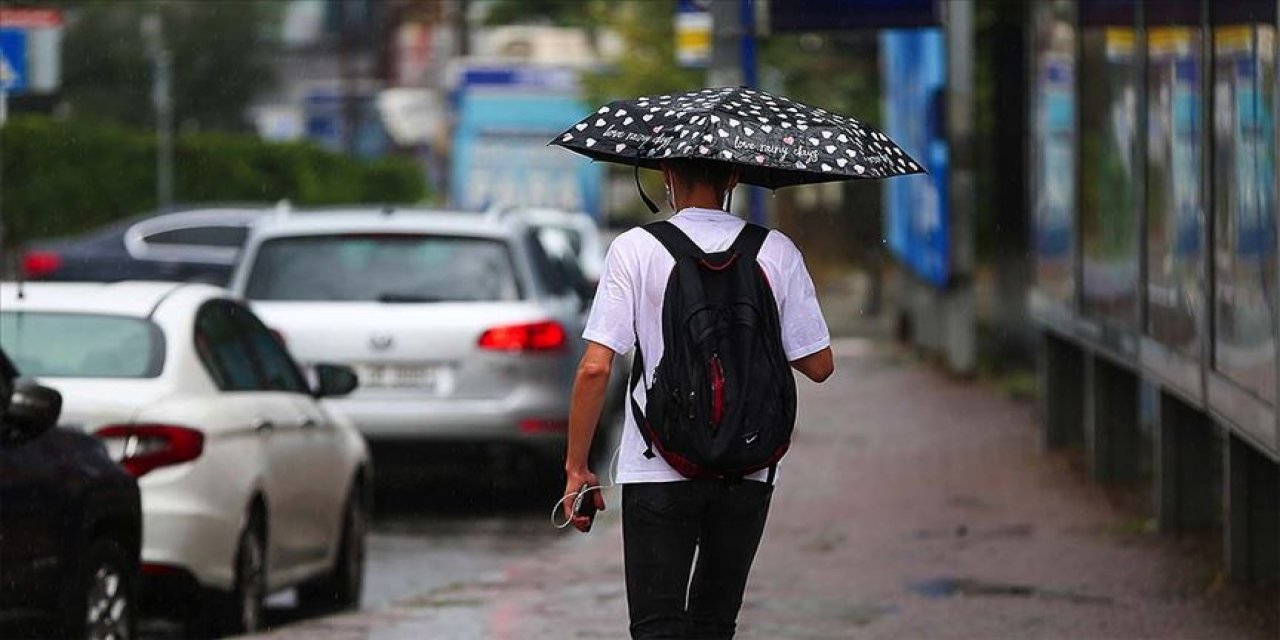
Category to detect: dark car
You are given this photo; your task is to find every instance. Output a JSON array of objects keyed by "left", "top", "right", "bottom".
[
  {"left": 22, "top": 206, "right": 270, "bottom": 285},
  {"left": 0, "top": 348, "right": 142, "bottom": 639}
]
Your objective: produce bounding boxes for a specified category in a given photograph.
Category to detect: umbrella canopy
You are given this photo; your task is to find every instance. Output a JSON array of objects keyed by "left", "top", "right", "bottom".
[{"left": 551, "top": 86, "right": 924, "bottom": 190}]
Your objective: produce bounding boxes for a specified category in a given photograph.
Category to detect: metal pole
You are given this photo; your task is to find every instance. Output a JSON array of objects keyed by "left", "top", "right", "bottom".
[
  {"left": 143, "top": 14, "right": 173, "bottom": 209},
  {"left": 944, "top": 0, "right": 976, "bottom": 374},
  {"left": 1, "top": 89, "right": 7, "bottom": 252},
  {"left": 156, "top": 48, "right": 173, "bottom": 209},
  {"left": 740, "top": 0, "right": 765, "bottom": 225}
]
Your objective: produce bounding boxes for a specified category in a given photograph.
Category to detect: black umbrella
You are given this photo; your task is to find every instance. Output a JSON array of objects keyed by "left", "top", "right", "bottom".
[{"left": 551, "top": 86, "right": 925, "bottom": 193}]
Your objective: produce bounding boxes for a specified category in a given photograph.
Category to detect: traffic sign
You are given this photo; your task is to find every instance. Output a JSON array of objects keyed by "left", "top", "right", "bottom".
[
  {"left": 0, "top": 29, "right": 27, "bottom": 92},
  {"left": 0, "top": 7, "right": 62, "bottom": 29}
]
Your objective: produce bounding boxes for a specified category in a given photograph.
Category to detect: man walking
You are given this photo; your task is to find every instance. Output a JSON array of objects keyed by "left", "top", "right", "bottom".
[{"left": 562, "top": 157, "right": 834, "bottom": 639}]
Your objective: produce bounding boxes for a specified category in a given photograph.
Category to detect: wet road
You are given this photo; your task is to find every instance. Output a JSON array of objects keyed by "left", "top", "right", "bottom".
[
  {"left": 134, "top": 466, "right": 569, "bottom": 637},
  {"left": 135, "top": 421, "right": 622, "bottom": 638}
]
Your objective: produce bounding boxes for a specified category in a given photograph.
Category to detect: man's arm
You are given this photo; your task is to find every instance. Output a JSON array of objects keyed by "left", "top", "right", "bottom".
[
  {"left": 791, "top": 347, "right": 834, "bottom": 383},
  {"left": 562, "top": 341, "right": 615, "bottom": 531}
]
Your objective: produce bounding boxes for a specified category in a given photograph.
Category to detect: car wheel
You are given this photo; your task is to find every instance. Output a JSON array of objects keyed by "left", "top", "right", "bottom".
[
  {"left": 65, "top": 539, "right": 135, "bottom": 640},
  {"left": 297, "top": 487, "right": 366, "bottom": 612},
  {"left": 198, "top": 512, "right": 266, "bottom": 636}
]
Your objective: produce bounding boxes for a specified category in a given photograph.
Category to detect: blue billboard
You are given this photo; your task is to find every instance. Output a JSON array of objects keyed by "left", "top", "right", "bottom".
[
  {"left": 881, "top": 29, "right": 949, "bottom": 288},
  {"left": 451, "top": 66, "right": 602, "bottom": 217}
]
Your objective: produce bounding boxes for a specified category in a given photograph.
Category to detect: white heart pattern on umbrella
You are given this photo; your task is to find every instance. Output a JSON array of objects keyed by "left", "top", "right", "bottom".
[{"left": 551, "top": 86, "right": 924, "bottom": 188}]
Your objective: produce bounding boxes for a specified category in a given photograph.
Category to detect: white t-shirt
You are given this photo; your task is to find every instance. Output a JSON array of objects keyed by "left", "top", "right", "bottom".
[{"left": 583, "top": 207, "right": 831, "bottom": 484}]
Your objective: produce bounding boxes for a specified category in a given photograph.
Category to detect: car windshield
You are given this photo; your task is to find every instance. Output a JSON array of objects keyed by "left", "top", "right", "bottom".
[
  {"left": 245, "top": 234, "right": 522, "bottom": 302},
  {"left": 0, "top": 312, "right": 164, "bottom": 378}
]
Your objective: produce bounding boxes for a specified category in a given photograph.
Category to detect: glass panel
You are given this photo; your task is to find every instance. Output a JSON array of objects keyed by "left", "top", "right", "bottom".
[
  {"left": 1146, "top": 3, "right": 1207, "bottom": 355},
  {"left": 245, "top": 234, "right": 521, "bottom": 303},
  {"left": 1212, "top": 5, "right": 1278, "bottom": 403},
  {"left": 1080, "top": 4, "right": 1140, "bottom": 329},
  {"left": 230, "top": 304, "right": 309, "bottom": 394},
  {"left": 195, "top": 302, "right": 261, "bottom": 392},
  {"left": 0, "top": 313, "right": 164, "bottom": 378},
  {"left": 1031, "top": 0, "right": 1079, "bottom": 306},
  {"left": 146, "top": 225, "right": 249, "bottom": 248}
]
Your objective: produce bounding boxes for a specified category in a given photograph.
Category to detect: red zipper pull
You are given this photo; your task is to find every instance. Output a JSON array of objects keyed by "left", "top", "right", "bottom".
[{"left": 709, "top": 354, "right": 725, "bottom": 429}]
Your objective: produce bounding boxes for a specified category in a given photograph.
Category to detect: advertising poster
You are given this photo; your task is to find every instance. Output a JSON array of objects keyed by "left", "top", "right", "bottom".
[
  {"left": 1080, "top": 25, "right": 1139, "bottom": 329},
  {"left": 451, "top": 66, "right": 603, "bottom": 217},
  {"left": 1146, "top": 25, "right": 1204, "bottom": 353},
  {"left": 880, "top": 28, "right": 949, "bottom": 288},
  {"left": 1212, "top": 23, "right": 1277, "bottom": 401},
  {"left": 1036, "top": 53, "right": 1077, "bottom": 303},
  {"left": 1031, "top": 0, "right": 1078, "bottom": 307}
]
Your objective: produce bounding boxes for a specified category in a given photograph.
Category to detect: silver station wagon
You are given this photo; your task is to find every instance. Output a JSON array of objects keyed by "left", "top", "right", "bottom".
[{"left": 228, "top": 208, "right": 593, "bottom": 471}]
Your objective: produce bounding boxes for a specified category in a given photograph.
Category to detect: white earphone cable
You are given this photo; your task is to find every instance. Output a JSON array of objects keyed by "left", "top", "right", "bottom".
[{"left": 551, "top": 444, "right": 621, "bottom": 529}]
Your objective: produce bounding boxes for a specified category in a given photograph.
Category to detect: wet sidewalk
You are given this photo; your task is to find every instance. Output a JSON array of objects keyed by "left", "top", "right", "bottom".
[{"left": 255, "top": 339, "right": 1278, "bottom": 639}]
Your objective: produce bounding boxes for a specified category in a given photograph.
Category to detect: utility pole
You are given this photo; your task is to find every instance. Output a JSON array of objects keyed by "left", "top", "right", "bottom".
[
  {"left": 337, "top": 0, "right": 356, "bottom": 156},
  {"left": 455, "top": 0, "right": 470, "bottom": 57},
  {"left": 142, "top": 14, "right": 173, "bottom": 210},
  {"left": 943, "top": 0, "right": 976, "bottom": 374},
  {"left": 709, "top": 0, "right": 764, "bottom": 224}
]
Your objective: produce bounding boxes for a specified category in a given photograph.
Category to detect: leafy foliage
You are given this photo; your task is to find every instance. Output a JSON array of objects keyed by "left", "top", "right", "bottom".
[
  {"left": 59, "top": 0, "right": 280, "bottom": 132},
  {"left": 0, "top": 116, "right": 426, "bottom": 246},
  {"left": 580, "top": 0, "right": 703, "bottom": 108},
  {"left": 482, "top": 0, "right": 609, "bottom": 29}
]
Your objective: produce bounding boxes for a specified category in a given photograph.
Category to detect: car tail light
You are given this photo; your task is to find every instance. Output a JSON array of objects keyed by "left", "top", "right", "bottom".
[
  {"left": 95, "top": 424, "right": 205, "bottom": 478},
  {"left": 22, "top": 251, "right": 61, "bottom": 278},
  {"left": 519, "top": 418, "right": 569, "bottom": 434},
  {"left": 477, "top": 320, "right": 567, "bottom": 352},
  {"left": 141, "top": 562, "right": 186, "bottom": 577}
]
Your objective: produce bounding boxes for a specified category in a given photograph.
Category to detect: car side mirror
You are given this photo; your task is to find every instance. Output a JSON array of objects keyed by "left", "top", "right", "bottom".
[
  {"left": 313, "top": 364, "right": 358, "bottom": 398},
  {"left": 5, "top": 381, "right": 62, "bottom": 439}
]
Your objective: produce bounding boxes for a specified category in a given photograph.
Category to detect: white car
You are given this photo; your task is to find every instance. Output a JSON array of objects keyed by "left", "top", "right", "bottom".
[
  {"left": 490, "top": 207, "right": 606, "bottom": 286},
  {"left": 0, "top": 281, "right": 372, "bottom": 635}
]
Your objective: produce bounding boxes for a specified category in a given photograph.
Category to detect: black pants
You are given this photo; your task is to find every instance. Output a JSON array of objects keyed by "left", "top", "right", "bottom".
[{"left": 622, "top": 479, "right": 773, "bottom": 640}]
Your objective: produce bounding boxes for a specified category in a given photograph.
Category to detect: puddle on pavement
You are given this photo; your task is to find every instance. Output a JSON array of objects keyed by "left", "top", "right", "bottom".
[
  {"left": 907, "top": 577, "right": 1112, "bottom": 605},
  {"left": 912, "top": 522, "right": 1035, "bottom": 541},
  {"left": 394, "top": 596, "right": 487, "bottom": 609},
  {"left": 801, "top": 530, "right": 847, "bottom": 553},
  {"left": 746, "top": 597, "right": 899, "bottom": 626}
]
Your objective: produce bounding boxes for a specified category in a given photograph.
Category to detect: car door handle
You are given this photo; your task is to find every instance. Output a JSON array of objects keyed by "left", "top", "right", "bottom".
[
  {"left": 253, "top": 418, "right": 275, "bottom": 432},
  {"left": 297, "top": 416, "right": 319, "bottom": 429}
]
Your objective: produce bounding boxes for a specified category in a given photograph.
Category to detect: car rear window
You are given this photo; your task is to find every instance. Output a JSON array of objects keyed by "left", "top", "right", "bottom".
[
  {"left": 144, "top": 225, "right": 248, "bottom": 248},
  {"left": 0, "top": 312, "right": 165, "bottom": 378},
  {"left": 245, "top": 234, "right": 522, "bottom": 302}
]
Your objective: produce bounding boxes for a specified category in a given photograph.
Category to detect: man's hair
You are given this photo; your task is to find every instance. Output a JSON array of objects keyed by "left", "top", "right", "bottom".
[{"left": 662, "top": 158, "right": 737, "bottom": 194}]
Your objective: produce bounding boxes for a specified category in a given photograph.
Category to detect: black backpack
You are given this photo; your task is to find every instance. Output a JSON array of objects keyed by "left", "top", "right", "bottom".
[{"left": 630, "top": 221, "right": 797, "bottom": 481}]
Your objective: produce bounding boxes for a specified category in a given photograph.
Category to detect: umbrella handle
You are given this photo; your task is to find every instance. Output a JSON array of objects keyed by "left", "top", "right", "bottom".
[{"left": 633, "top": 139, "right": 660, "bottom": 214}]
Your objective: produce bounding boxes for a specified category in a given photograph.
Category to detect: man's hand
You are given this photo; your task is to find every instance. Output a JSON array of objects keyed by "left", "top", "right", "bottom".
[
  {"left": 562, "top": 341, "right": 616, "bottom": 533},
  {"left": 563, "top": 467, "right": 606, "bottom": 532}
]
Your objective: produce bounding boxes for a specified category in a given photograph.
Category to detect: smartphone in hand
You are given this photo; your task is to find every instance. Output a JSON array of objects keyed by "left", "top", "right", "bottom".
[{"left": 573, "top": 483, "right": 598, "bottom": 531}]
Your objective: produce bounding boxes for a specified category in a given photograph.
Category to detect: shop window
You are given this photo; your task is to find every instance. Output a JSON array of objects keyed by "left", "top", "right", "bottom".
[
  {"left": 1031, "top": 0, "right": 1079, "bottom": 307},
  {"left": 1145, "top": 1, "right": 1207, "bottom": 356},
  {"left": 1079, "top": 0, "right": 1140, "bottom": 330},
  {"left": 1211, "top": 1, "right": 1278, "bottom": 403}
]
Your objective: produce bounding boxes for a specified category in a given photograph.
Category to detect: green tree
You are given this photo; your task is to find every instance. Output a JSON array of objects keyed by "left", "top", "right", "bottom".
[
  {"left": 482, "top": 0, "right": 609, "bottom": 28},
  {"left": 580, "top": 0, "right": 702, "bottom": 107},
  {"left": 58, "top": 0, "right": 280, "bottom": 132}
]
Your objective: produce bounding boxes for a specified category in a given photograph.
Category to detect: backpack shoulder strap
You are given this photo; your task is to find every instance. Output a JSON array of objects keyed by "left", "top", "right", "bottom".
[
  {"left": 729, "top": 223, "right": 769, "bottom": 259},
  {"left": 628, "top": 340, "right": 657, "bottom": 459},
  {"left": 643, "top": 221, "right": 704, "bottom": 261}
]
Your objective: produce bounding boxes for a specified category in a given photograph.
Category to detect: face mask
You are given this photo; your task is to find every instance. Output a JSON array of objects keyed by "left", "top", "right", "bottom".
[{"left": 664, "top": 176, "right": 676, "bottom": 211}]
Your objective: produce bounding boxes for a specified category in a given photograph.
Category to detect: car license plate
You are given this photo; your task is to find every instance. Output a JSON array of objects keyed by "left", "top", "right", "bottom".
[{"left": 355, "top": 363, "right": 443, "bottom": 390}]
